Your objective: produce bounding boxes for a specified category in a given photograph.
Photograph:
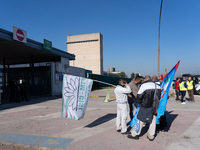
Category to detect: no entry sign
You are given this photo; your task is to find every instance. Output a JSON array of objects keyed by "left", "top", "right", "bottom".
[{"left": 13, "top": 26, "right": 27, "bottom": 43}]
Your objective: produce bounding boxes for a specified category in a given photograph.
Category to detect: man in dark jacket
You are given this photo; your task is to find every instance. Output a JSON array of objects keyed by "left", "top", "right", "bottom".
[
  {"left": 127, "top": 75, "right": 161, "bottom": 141},
  {"left": 9, "top": 79, "right": 15, "bottom": 102},
  {"left": 15, "top": 81, "right": 21, "bottom": 103},
  {"left": 20, "top": 80, "right": 28, "bottom": 101}
]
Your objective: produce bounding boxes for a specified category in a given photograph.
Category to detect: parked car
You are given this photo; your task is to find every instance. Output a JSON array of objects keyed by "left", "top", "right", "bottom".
[
  {"left": 172, "top": 80, "right": 176, "bottom": 89},
  {"left": 197, "top": 77, "right": 200, "bottom": 84},
  {"left": 182, "top": 74, "right": 191, "bottom": 80},
  {"left": 195, "top": 84, "right": 200, "bottom": 95}
]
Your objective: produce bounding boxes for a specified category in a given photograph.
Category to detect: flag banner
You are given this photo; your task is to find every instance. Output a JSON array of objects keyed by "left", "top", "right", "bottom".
[
  {"left": 103, "top": 87, "right": 110, "bottom": 102},
  {"left": 163, "top": 69, "right": 167, "bottom": 78},
  {"left": 159, "top": 74, "right": 164, "bottom": 80},
  {"left": 130, "top": 104, "right": 140, "bottom": 132},
  {"left": 61, "top": 74, "right": 93, "bottom": 120},
  {"left": 134, "top": 119, "right": 140, "bottom": 133},
  {"left": 130, "top": 104, "right": 140, "bottom": 127},
  {"left": 156, "top": 61, "right": 180, "bottom": 124}
]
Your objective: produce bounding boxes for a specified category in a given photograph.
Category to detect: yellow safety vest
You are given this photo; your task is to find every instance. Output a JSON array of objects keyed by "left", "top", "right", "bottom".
[
  {"left": 179, "top": 81, "right": 187, "bottom": 91},
  {"left": 187, "top": 80, "right": 193, "bottom": 90}
]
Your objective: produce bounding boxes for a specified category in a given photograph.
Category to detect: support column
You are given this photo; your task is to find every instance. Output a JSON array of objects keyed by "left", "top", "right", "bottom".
[
  {"left": 31, "top": 56, "right": 35, "bottom": 95},
  {"left": 3, "top": 58, "right": 6, "bottom": 91}
]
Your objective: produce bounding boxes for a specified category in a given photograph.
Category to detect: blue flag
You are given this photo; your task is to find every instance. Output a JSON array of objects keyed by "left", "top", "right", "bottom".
[
  {"left": 156, "top": 61, "right": 180, "bottom": 124},
  {"left": 130, "top": 104, "right": 140, "bottom": 132},
  {"left": 134, "top": 119, "right": 140, "bottom": 133}
]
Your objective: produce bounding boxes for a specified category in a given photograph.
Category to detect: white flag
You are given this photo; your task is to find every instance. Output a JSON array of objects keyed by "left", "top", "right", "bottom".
[{"left": 61, "top": 74, "right": 93, "bottom": 120}]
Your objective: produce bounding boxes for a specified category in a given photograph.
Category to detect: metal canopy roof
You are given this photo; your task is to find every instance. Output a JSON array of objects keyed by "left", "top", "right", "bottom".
[{"left": 0, "top": 28, "right": 75, "bottom": 65}]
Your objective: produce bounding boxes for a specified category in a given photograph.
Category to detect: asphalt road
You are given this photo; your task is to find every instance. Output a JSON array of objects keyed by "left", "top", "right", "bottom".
[{"left": 0, "top": 89, "right": 200, "bottom": 150}]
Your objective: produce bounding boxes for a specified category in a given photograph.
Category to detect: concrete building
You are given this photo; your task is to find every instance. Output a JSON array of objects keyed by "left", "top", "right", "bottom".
[
  {"left": 108, "top": 67, "right": 115, "bottom": 72},
  {"left": 103, "top": 67, "right": 120, "bottom": 77},
  {"left": 103, "top": 71, "right": 120, "bottom": 77},
  {"left": 66, "top": 33, "right": 103, "bottom": 75}
]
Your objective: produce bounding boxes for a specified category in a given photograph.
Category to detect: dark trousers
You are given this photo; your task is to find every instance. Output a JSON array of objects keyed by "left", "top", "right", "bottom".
[
  {"left": 21, "top": 91, "right": 28, "bottom": 101},
  {"left": 175, "top": 89, "right": 179, "bottom": 100},
  {"left": 180, "top": 91, "right": 186, "bottom": 103},
  {"left": 128, "top": 99, "right": 134, "bottom": 120},
  {"left": 188, "top": 90, "right": 194, "bottom": 101},
  {"left": 10, "top": 89, "right": 15, "bottom": 102},
  {"left": 156, "top": 112, "right": 167, "bottom": 131},
  {"left": 15, "top": 90, "right": 21, "bottom": 102}
]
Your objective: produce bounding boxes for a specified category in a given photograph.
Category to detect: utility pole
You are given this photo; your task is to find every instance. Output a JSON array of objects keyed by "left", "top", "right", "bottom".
[{"left": 158, "top": 0, "right": 163, "bottom": 77}]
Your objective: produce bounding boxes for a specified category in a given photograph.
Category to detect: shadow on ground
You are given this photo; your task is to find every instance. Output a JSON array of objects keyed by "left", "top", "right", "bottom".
[
  {"left": 164, "top": 111, "right": 178, "bottom": 132},
  {"left": 127, "top": 110, "right": 178, "bottom": 136},
  {"left": 0, "top": 96, "right": 61, "bottom": 111},
  {"left": 85, "top": 113, "right": 116, "bottom": 128},
  {"left": 186, "top": 98, "right": 191, "bottom": 102}
]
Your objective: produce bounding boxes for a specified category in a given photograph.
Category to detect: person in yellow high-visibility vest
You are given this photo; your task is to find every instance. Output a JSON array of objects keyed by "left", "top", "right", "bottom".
[
  {"left": 179, "top": 77, "right": 187, "bottom": 104},
  {"left": 187, "top": 76, "right": 195, "bottom": 103}
]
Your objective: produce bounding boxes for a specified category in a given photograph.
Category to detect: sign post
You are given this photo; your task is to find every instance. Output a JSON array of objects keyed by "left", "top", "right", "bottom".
[
  {"left": 13, "top": 26, "right": 27, "bottom": 43},
  {"left": 43, "top": 39, "right": 52, "bottom": 51}
]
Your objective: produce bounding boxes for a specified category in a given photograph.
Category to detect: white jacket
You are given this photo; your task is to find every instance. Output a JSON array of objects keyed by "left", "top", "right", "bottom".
[{"left": 114, "top": 84, "right": 131, "bottom": 103}]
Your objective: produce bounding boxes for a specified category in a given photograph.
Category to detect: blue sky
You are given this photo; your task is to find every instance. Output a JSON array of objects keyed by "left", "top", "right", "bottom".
[{"left": 1, "top": 0, "right": 200, "bottom": 77}]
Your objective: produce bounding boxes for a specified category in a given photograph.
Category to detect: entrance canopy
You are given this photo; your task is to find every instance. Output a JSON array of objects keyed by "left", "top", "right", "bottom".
[{"left": 0, "top": 28, "right": 75, "bottom": 65}]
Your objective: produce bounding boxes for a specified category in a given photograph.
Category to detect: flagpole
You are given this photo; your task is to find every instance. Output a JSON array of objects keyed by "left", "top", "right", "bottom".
[
  {"left": 158, "top": 0, "right": 163, "bottom": 77},
  {"left": 93, "top": 79, "right": 116, "bottom": 87}
]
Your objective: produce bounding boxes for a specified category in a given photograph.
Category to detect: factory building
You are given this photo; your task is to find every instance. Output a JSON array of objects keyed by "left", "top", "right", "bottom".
[{"left": 66, "top": 33, "right": 103, "bottom": 75}]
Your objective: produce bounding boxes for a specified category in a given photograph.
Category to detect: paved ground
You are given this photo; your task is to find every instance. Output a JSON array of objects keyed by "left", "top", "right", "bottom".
[{"left": 0, "top": 89, "right": 200, "bottom": 150}]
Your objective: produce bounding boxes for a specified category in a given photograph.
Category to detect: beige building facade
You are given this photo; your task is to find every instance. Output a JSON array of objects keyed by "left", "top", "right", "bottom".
[{"left": 66, "top": 33, "right": 103, "bottom": 75}]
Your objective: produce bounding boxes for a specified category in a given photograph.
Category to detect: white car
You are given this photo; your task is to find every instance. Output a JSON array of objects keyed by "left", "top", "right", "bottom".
[{"left": 195, "top": 84, "right": 200, "bottom": 95}]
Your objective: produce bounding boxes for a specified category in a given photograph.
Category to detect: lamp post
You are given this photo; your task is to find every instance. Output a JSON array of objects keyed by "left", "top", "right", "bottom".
[{"left": 158, "top": 0, "right": 163, "bottom": 77}]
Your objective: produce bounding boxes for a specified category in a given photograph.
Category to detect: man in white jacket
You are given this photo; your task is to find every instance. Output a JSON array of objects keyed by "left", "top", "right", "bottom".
[{"left": 114, "top": 79, "right": 131, "bottom": 134}]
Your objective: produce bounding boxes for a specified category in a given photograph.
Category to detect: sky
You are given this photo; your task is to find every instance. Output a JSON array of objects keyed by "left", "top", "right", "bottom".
[{"left": 1, "top": 0, "right": 200, "bottom": 77}]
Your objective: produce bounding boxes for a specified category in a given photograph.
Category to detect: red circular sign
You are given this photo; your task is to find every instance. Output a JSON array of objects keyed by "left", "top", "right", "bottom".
[{"left": 16, "top": 29, "right": 24, "bottom": 41}]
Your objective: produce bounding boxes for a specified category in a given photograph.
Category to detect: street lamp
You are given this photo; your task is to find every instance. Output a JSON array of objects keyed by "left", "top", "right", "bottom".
[{"left": 158, "top": 0, "right": 163, "bottom": 77}]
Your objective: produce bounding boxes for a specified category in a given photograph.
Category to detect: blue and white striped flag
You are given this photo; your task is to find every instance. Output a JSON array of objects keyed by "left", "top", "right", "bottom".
[
  {"left": 156, "top": 61, "right": 180, "bottom": 124},
  {"left": 130, "top": 104, "right": 140, "bottom": 133}
]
